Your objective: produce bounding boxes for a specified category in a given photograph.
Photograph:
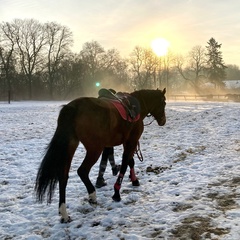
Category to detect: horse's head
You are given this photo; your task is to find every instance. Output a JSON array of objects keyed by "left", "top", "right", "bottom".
[
  {"left": 131, "top": 88, "right": 167, "bottom": 126},
  {"left": 150, "top": 88, "right": 166, "bottom": 126}
]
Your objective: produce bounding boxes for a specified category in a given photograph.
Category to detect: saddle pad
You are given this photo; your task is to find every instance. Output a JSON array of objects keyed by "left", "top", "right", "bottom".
[{"left": 110, "top": 99, "right": 140, "bottom": 122}]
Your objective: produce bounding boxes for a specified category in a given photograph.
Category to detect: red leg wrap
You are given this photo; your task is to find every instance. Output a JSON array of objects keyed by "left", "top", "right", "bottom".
[{"left": 130, "top": 168, "right": 137, "bottom": 182}]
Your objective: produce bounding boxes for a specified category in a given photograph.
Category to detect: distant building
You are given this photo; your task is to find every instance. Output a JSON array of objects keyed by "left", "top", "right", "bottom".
[{"left": 223, "top": 80, "right": 240, "bottom": 89}]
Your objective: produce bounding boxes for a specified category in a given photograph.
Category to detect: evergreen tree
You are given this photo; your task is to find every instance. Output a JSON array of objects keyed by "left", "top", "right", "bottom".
[{"left": 205, "top": 38, "right": 227, "bottom": 88}]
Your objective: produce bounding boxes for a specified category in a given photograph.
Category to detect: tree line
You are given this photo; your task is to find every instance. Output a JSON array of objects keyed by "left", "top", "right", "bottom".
[{"left": 0, "top": 18, "right": 240, "bottom": 101}]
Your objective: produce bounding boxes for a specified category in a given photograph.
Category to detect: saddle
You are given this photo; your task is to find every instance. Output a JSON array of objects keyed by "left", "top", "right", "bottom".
[{"left": 98, "top": 88, "right": 141, "bottom": 122}]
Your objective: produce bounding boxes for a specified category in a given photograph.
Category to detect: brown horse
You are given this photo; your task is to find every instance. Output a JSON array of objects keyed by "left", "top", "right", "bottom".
[{"left": 35, "top": 88, "right": 166, "bottom": 223}]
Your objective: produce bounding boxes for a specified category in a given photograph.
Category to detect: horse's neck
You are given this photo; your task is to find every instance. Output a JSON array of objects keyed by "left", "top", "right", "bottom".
[{"left": 133, "top": 91, "right": 151, "bottom": 119}]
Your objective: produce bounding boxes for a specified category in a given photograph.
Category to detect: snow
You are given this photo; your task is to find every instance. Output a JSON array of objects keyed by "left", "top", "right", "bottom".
[{"left": 0, "top": 100, "right": 240, "bottom": 239}]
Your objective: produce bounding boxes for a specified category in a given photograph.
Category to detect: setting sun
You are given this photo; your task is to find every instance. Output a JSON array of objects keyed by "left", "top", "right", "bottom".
[{"left": 151, "top": 38, "right": 170, "bottom": 57}]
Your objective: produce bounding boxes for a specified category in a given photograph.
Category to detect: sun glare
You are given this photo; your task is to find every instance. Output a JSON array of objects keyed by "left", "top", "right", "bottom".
[{"left": 151, "top": 38, "right": 170, "bottom": 57}]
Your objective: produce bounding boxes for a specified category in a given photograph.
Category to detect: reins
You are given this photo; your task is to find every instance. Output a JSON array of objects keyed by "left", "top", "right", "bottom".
[
  {"left": 135, "top": 141, "right": 144, "bottom": 162},
  {"left": 144, "top": 114, "right": 155, "bottom": 126},
  {"left": 134, "top": 90, "right": 164, "bottom": 162},
  {"left": 135, "top": 115, "right": 154, "bottom": 162}
]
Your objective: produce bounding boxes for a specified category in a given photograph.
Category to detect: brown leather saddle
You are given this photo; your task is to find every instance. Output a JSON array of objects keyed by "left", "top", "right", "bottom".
[{"left": 98, "top": 88, "right": 141, "bottom": 121}]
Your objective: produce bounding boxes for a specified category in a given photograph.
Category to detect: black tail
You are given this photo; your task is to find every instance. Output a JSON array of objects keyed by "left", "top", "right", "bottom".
[{"left": 35, "top": 104, "right": 77, "bottom": 203}]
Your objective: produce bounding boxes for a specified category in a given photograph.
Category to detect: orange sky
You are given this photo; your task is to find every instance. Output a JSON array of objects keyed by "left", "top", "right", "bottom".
[{"left": 1, "top": 0, "right": 240, "bottom": 66}]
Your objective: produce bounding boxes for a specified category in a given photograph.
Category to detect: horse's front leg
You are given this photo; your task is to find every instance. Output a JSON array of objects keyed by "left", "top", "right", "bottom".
[
  {"left": 112, "top": 153, "right": 129, "bottom": 202},
  {"left": 129, "top": 158, "right": 140, "bottom": 186}
]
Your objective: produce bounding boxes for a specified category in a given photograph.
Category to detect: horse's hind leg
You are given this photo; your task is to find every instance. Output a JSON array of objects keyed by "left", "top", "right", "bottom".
[
  {"left": 59, "top": 140, "right": 79, "bottom": 223},
  {"left": 77, "top": 149, "right": 102, "bottom": 205}
]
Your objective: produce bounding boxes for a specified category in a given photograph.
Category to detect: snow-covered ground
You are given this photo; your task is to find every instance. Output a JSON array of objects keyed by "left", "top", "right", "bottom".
[{"left": 0, "top": 100, "right": 239, "bottom": 240}]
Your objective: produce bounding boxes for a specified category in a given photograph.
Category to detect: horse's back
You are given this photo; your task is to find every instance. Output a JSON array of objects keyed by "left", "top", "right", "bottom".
[
  {"left": 66, "top": 97, "right": 127, "bottom": 147},
  {"left": 68, "top": 97, "right": 118, "bottom": 120}
]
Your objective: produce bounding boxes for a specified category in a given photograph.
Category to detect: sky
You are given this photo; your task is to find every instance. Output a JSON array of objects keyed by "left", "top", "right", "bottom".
[{"left": 1, "top": 0, "right": 240, "bottom": 66}]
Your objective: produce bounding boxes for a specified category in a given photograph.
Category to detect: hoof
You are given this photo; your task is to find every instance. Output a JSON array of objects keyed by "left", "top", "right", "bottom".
[
  {"left": 88, "top": 191, "right": 97, "bottom": 206},
  {"left": 112, "top": 165, "right": 121, "bottom": 176},
  {"left": 88, "top": 198, "right": 97, "bottom": 206},
  {"left": 95, "top": 177, "right": 107, "bottom": 188},
  {"left": 112, "top": 193, "right": 121, "bottom": 202},
  {"left": 132, "top": 179, "right": 140, "bottom": 186},
  {"left": 60, "top": 216, "right": 72, "bottom": 223}
]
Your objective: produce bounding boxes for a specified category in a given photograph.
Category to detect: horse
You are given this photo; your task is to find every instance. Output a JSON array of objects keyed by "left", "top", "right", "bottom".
[{"left": 35, "top": 88, "right": 166, "bottom": 223}]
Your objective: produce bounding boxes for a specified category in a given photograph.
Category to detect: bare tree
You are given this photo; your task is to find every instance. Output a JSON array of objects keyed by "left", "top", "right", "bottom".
[
  {"left": 111, "top": 57, "right": 129, "bottom": 88},
  {"left": 44, "top": 22, "right": 73, "bottom": 99},
  {"left": 80, "top": 41, "right": 105, "bottom": 84},
  {"left": 174, "top": 45, "right": 207, "bottom": 91},
  {"left": 0, "top": 22, "right": 16, "bottom": 102},
  {"left": 53, "top": 54, "right": 88, "bottom": 99},
  {"left": 129, "top": 46, "right": 144, "bottom": 88},
  {"left": 98, "top": 48, "right": 129, "bottom": 88},
  {"left": 188, "top": 45, "right": 207, "bottom": 89},
  {"left": 99, "top": 48, "right": 119, "bottom": 70},
  {"left": 11, "top": 19, "right": 46, "bottom": 99},
  {"left": 159, "top": 52, "right": 174, "bottom": 93},
  {"left": 80, "top": 41, "right": 124, "bottom": 91},
  {"left": 129, "top": 46, "right": 157, "bottom": 89},
  {"left": 143, "top": 48, "right": 158, "bottom": 88}
]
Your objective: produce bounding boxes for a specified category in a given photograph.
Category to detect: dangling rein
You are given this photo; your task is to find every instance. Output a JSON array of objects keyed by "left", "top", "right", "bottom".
[
  {"left": 135, "top": 114, "right": 155, "bottom": 162},
  {"left": 135, "top": 141, "right": 143, "bottom": 162},
  {"left": 144, "top": 114, "right": 155, "bottom": 126}
]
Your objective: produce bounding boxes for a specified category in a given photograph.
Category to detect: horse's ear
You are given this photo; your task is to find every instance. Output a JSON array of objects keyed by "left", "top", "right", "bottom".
[{"left": 163, "top": 88, "right": 166, "bottom": 95}]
